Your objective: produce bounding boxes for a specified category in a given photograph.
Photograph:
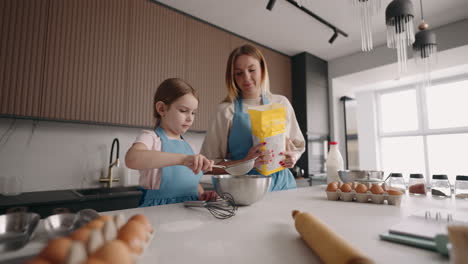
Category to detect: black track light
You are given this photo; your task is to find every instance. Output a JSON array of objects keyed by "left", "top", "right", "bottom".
[
  {"left": 329, "top": 29, "right": 338, "bottom": 44},
  {"left": 266, "top": 0, "right": 277, "bottom": 11}
]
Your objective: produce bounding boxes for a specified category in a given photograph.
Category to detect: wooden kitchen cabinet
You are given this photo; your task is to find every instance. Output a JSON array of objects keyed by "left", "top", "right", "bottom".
[
  {"left": 40, "top": 0, "right": 129, "bottom": 124},
  {"left": 0, "top": 0, "right": 48, "bottom": 118},
  {"left": 0, "top": 0, "right": 291, "bottom": 130}
]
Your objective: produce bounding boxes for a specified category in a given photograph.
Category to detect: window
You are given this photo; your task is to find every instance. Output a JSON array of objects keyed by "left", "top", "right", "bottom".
[{"left": 377, "top": 76, "right": 468, "bottom": 183}]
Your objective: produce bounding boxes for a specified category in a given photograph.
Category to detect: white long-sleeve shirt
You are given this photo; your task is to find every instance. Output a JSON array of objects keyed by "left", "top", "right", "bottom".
[{"left": 200, "top": 94, "right": 305, "bottom": 162}]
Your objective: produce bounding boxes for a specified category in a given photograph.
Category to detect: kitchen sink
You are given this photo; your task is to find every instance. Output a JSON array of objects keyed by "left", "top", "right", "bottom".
[{"left": 72, "top": 186, "right": 141, "bottom": 197}]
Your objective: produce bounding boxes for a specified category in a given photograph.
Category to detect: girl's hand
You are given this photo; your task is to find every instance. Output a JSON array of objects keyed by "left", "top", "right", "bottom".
[
  {"left": 244, "top": 142, "right": 272, "bottom": 167},
  {"left": 279, "top": 138, "right": 299, "bottom": 169},
  {"left": 198, "top": 191, "right": 218, "bottom": 201},
  {"left": 183, "top": 154, "right": 214, "bottom": 174}
]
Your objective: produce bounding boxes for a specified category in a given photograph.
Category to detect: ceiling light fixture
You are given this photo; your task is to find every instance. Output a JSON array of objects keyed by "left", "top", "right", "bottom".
[
  {"left": 351, "top": 0, "right": 385, "bottom": 52},
  {"left": 267, "top": 0, "right": 348, "bottom": 44},
  {"left": 385, "top": 0, "right": 415, "bottom": 76},
  {"left": 413, "top": 0, "right": 437, "bottom": 89},
  {"left": 329, "top": 29, "right": 338, "bottom": 44}
]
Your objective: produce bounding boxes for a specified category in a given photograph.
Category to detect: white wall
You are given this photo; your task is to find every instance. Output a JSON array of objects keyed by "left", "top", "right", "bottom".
[
  {"left": 0, "top": 118, "right": 205, "bottom": 193},
  {"left": 327, "top": 19, "right": 468, "bottom": 166}
]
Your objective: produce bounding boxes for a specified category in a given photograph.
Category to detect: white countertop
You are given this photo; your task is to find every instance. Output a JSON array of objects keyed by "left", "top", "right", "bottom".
[{"left": 2, "top": 185, "right": 467, "bottom": 264}]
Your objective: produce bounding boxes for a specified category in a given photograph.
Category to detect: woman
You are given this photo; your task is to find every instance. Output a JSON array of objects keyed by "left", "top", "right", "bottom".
[{"left": 200, "top": 44, "right": 305, "bottom": 191}]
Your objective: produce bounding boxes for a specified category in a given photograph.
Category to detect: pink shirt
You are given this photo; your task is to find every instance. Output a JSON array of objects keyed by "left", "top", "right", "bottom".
[{"left": 133, "top": 130, "right": 196, "bottom": 190}]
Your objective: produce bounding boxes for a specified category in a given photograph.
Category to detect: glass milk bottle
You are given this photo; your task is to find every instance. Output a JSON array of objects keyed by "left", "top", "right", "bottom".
[{"left": 326, "top": 141, "right": 344, "bottom": 184}]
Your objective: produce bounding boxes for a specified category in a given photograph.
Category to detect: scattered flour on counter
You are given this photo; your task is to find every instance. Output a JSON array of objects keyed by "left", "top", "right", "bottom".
[{"left": 159, "top": 220, "right": 204, "bottom": 232}]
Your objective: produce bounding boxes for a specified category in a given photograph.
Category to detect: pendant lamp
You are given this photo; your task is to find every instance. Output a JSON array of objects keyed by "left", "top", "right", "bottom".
[
  {"left": 413, "top": 0, "right": 437, "bottom": 89},
  {"left": 352, "top": 0, "right": 384, "bottom": 52},
  {"left": 385, "top": 0, "right": 415, "bottom": 75}
]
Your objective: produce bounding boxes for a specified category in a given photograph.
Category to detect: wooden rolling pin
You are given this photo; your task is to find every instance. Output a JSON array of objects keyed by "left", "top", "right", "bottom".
[{"left": 292, "top": 210, "right": 374, "bottom": 264}]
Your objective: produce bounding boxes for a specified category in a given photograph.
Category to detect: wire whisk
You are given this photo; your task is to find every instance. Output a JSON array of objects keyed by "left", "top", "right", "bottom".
[{"left": 184, "top": 192, "right": 238, "bottom": 220}]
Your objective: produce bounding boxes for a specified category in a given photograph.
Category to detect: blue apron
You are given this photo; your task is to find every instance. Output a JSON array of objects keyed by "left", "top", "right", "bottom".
[
  {"left": 138, "top": 127, "right": 202, "bottom": 207},
  {"left": 227, "top": 95, "right": 296, "bottom": 191}
]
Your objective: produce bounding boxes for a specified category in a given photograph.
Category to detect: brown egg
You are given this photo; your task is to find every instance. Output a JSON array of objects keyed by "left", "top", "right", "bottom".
[
  {"left": 355, "top": 184, "right": 368, "bottom": 193},
  {"left": 326, "top": 182, "right": 339, "bottom": 192},
  {"left": 70, "top": 227, "right": 91, "bottom": 242},
  {"left": 83, "top": 257, "right": 109, "bottom": 264},
  {"left": 340, "top": 183, "right": 352, "bottom": 193},
  {"left": 86, "top": 219, "right": 105, "bottom": 229},
  {"left": 97, "top": 215, "right": 113, "bottom": 222},
  {"left": 370, "top": 184, "right": 384, "bottom": 194},
  {"left": 91, "top": 240, "right": 133, "bottom": 264},
  {"left": 39, "top": 237, "right": 73, "bottom": 263},
  {"left": 129, "top": 214, "right": 154, "bottom": 233},
  {"left": 119, "top": 220, "right": 148, "bottom": 242},
  {"left": 24, "top": 257, "right": 51, "bottom": 264},
  {"left": 387, "top": 189, "right": 403, "bottom": 195},
  {"left": 118, "top": 229, "right": 145, "bottom": 255}
]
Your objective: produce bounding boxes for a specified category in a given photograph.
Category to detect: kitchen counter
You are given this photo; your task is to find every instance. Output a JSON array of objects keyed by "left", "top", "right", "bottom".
[
  {"left": 0, "top": 186, "right": 142, "bottom": 218},
  {"left": 2, "top": 185, "right": 466, "bottom": 263}
]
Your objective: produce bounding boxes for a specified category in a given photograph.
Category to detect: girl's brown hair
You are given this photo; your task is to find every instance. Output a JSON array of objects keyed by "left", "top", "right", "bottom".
[
  {"left": 224, "top": 44, "right": 271, "bottom": 103},
  {"left": 153, "top": 78, "right": 197, "bottom": 127}
]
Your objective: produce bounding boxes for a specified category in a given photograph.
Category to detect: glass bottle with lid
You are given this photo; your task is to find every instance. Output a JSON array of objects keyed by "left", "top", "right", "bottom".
[
  {"left": 431, "top": 174, "right": 451, "bottom": 198},
  {"left": 388, "top": 173, "right": 406, "bottom": 192},
  {"left": 408, "top": 173, "right": 426, "bottom": 195},
  {"left": 454, "top": 175, "right": 468, "bottom": 199}
]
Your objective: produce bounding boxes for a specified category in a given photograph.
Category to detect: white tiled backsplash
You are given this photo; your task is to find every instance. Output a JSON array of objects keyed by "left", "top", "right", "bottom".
[{"left": 0, "top": 118, "right": 206, "bottom": 193}]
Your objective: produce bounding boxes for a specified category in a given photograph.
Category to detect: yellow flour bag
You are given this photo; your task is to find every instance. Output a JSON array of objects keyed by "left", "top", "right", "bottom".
[{"left": 248, "top": 103, "right": 287, "bottom": 176}]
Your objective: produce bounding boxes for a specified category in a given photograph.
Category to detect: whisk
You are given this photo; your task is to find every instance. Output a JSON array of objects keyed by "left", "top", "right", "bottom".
[{"left": 184, "top": 193, "right": 238, "bottom": 219}]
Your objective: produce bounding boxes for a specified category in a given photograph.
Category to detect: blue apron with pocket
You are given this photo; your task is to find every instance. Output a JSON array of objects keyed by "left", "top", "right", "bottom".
[{"left": 139, "top": 127, "right": 201, "bottom": 206}]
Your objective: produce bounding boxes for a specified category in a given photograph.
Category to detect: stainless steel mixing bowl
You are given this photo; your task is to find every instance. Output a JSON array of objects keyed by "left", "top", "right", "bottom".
[
  {"left": 338, "top": 170, "right": 385, "bottom": 183},
  {"left": 212, "top": 175, "right": 271, "bottom": 206}
]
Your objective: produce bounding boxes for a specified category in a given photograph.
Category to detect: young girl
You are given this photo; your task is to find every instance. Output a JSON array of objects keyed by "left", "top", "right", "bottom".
[{"left": 126, "top": 78, "right": 217, "bottom": 206}]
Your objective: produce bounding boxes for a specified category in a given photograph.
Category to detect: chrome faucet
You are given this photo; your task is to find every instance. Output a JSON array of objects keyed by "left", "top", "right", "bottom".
[{"left": 100, "top": 138, "right": 120, "bottom": 188}]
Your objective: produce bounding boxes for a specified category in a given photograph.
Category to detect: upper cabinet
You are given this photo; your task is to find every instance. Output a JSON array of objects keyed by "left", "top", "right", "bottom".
[
  {"left": 0, "top": 0, "right": 291, "bottom": 130},
  {"left": 41, "top": 0, "right": 128, "bottom": 124},
  {"left": 0, "top": 0, "right": 49, "bottom": 118}
]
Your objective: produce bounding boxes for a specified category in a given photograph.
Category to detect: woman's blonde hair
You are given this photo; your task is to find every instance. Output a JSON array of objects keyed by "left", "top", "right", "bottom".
[
  {"left": 153, "top": 78, "right": 197, "bottom": 127},
  {"left": 223, "top": 44, "right": 271, "bottom": 103}
]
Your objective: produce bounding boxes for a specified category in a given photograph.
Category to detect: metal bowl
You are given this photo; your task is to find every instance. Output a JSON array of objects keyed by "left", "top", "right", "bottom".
[
  {"left": 212, "top": 175, "right": 271, "bottom": 206},
  {"left": 0, "top": 212, "right": 40, "bottom": 252},
  {"left": 44, "top": 213, "right": 77, "bottom": 238},
  {"left": 338, "top": 170, "right": 385, "bottom": 183}
]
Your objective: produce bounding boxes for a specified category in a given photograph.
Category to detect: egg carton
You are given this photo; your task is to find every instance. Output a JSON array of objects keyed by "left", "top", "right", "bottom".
[{"left": 325, "top": 189, "right": 403, "bottom": 206}]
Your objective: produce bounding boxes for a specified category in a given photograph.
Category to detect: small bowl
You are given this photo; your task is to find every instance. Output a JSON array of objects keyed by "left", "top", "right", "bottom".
[
  {"left": 212, "top": 175, "right": 271, "bottom": 205},
  {"left": 44, "top": 213, "right": 78, "bottom": 238},
  {"left": 338, "top": 170, "right": 384, "bottom": 183},
  {"left": 0, "top": 212, "right": 40, "bottom": 252}
]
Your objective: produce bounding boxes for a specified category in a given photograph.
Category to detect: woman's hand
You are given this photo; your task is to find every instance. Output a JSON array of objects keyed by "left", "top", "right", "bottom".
[
  {"left": 198, "top": 190, "right": 218, "bottom": 201},
  {"left": 279, "top": 138, "right": 299, "bottom": 169},
  {"left": 244, "top": 142, "right": 272, "bottom": 167},
  {"left": 183, "top": 154, "right": 214, "bottom": 174}
]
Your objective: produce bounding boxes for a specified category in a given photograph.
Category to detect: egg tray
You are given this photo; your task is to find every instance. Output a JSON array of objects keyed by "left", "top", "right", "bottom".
[
  {"left": 325, "top": 189, "right": 403, "bottom": 206},
  {"left": 27, "top": 213, "right": 154, "bottom": 263}
]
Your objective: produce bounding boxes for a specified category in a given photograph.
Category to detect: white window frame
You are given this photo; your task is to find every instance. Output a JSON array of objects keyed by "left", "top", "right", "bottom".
[{"left": 375, "top": 73, "right": 468, "bottom": 182}]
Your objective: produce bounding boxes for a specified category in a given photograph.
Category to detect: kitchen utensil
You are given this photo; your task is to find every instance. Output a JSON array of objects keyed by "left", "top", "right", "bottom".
[
  {"left": 338, "top": 170, "right": 384, "bottom": 183},
  {"left": 44, "top": 213, "right": 78, "bottom": 238},
  {"left": 212, "top": 174, "right": 271, "bottom": 205},
  {"left": 212, "top": 158, "right": 256, "bottom": 175},
  {"left": 380, "top": 233, "right": 449, "bottom": 257},
  {"left": 184, "top": 193, "right": 237, "bottom": 219},
  {"left": 0, "top": 212, "right": 40, "bottom": 252}
]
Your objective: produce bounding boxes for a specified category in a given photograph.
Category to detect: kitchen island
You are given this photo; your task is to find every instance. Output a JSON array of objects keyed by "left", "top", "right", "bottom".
[{"left": 2, "top": 185, "right": 466, "bottom": 264}]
